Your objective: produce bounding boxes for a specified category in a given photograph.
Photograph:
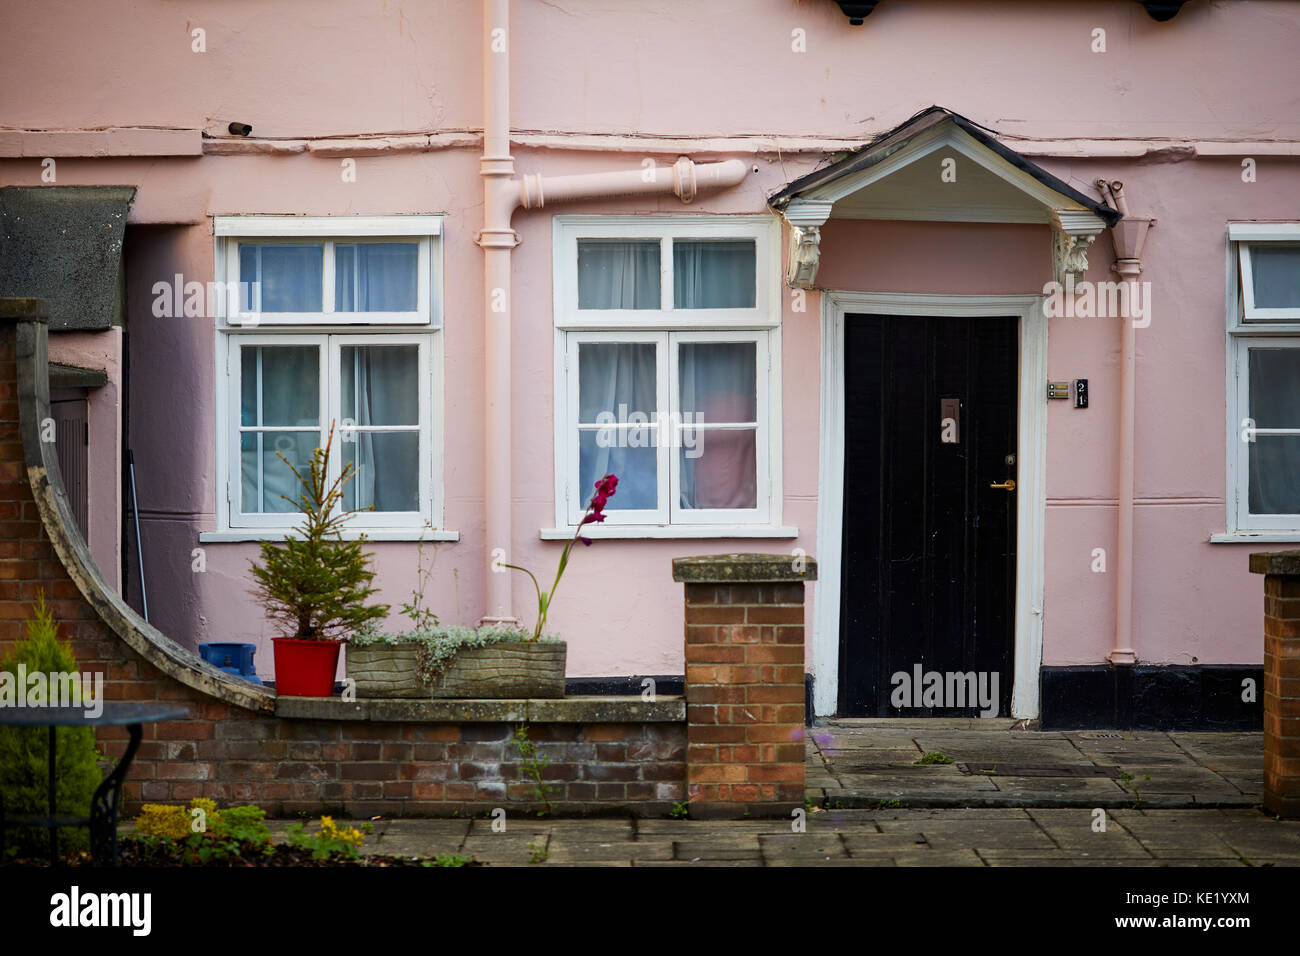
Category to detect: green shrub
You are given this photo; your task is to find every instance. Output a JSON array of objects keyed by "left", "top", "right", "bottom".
[
  {"left": 0, "top": 592, "right": 103, "bottom": 859},
  {"left": 128, "top": 798, "right": 275, "bottom": 865}
]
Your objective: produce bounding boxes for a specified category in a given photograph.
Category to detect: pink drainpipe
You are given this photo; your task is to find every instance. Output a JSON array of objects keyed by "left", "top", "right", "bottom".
[
  {"left": 1098, "top": 180, "right": 1153, "bottom": 666},
  {"left": 476, "top": 0, "right": 749, "bottom": 624}
]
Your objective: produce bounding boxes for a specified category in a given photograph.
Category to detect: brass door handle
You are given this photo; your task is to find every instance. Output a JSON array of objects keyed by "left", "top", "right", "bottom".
[{"left": 989, "top": 480, "right": 1016, "bottom": 491}]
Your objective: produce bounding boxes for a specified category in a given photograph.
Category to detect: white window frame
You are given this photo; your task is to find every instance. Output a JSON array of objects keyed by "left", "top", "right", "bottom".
[
  {"left": 551, "top": 215, "right": 785, "bottom": 537},
  {"left": 222, "top": 333, "right": 435, "bottom": 531},
  {"left": 214, "top": 216, "right": 441, "bottom": 328},
  {"left": 210, "top": 216, "right": 447, "bottom": 539},
  {"left": 554, "top": 215, "right": 778, "bottom": 330},
  {"left": 1223, "top": 223, "right": 1300, "bottom": 536}
]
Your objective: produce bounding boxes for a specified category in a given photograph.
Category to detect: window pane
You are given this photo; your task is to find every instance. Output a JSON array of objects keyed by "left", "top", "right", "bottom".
[
  {"left": 578, "top": 240, "right": 660, "bottom": 309},
  {"left": 341, "top": 345, "right": 419, "bottom": 426},
  {"left": 335, "top": 243, "right": 419, "bottom": 312},
  {"left": 679, "top": 427, "right": 756, "bottom": 510},
  {"left": 1249, "top": 436, "right": 1300, "bottom": 515},
  {"left": 241, "top": 346, "right": 319, "bottom": 427},
  {"left": 1250, "top": 244, "right": 1300, "bottom": 310},
  {"left": 673, "top": 240, "right": 756, "bottom": 309},
  {"left": 342, "top": 432, "right": 420, "bottom": 513},
  {"left": 1249, "top": 348, "right": 1300, "bottom": 429},
  {"left": 679, "top": 342, "right": 757, "bottom": 423},
  {"left": 578, "top": 342, "right": 657, "bottom": 423},
  {"left": 239, "top": 244, "right": 323, "bottom": 312},
  {"left": 240, "top": 431, "right": 318, "bottom": 513},
  {"left": 579, "top": 429, "right": 657, "bottom": 510}
]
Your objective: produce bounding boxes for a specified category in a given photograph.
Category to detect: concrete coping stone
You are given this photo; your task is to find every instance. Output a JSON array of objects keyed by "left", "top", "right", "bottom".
[
  {"left": 1249, "top": 550, "right": 1300, "bottom": 575},
  {"left": 671, "top": 552, "right": 818, "bottom": 584},
  {"left": 274, "top": 694, "right": 687, "bottom": 724}
]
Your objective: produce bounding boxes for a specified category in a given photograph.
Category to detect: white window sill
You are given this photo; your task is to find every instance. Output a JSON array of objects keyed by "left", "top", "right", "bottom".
[
  {"left": 198, "top": 529, "right": 461, "bottom": 543},
  {"left": 538, "top": 525, "right": 799, "bottom": 541},
  {"left": 1209, "top": 531, "right": 1300, "bottom": 544}
]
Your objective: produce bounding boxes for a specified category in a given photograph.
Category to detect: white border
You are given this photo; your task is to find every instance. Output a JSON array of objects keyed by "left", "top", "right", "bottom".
[
  {"left": 549, "top": 214, "right": 785, "bottom": 536},
  {"left": 211, "top": 216, "right": 448, "bottom": 537},
  {"left": 1222, "top": 224, "right": 1300, "bottom": 536},
  {"left": 814, "top": 292, "right": 1048, "bottom": 720},
  {"left": 215, "top": 215, "right": 442, "bottom": 237}
]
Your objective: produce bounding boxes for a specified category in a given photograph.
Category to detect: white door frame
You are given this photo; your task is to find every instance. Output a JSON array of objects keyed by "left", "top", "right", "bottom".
[{"left": 813, "top": 291, "right": 1048, "bottom": 720}]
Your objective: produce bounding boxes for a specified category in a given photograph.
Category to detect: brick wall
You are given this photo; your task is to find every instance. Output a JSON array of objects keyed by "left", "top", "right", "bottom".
[
  {"left": 0, "top": 314, "right": 690, "bottom": 816},
  {"left": 1252, "top": 554, "right": 1300, "bottom": 818},
  {"left": 2, "top": 311, "right": 811, "bottom": 821},
  {"left": 674, "top": 554, "right": 817, "bottom": 818},
  {"left": 103, "top": 708, "right": 685, "bottom": 817}
]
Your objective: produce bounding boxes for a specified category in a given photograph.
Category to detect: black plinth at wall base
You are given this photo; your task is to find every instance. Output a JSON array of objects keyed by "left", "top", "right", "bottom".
[
  {"left": 565, "top": 676, "right": 683, "bottom": 697},
  {"left": 1041, "top": 665, "right": 1264, "bottom": 731}
]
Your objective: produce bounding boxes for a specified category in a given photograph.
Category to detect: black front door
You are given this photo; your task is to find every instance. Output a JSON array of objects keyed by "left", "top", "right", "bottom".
[{"left": 839, "top": 314, "right": 1017, "bottom": 717}]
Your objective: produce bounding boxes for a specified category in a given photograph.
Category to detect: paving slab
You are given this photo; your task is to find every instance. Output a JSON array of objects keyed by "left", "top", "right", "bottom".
[
  {"left": 246, "top": 807, "right": 1300, "bottom": 866},
  {"left": 545, "top": 841, "right": 674, "bottom": 863},
  {"left": 812, "top": 720, "right": 1263, "bottom": 808},
  {"left": 893, "top": 850, "right": 986, "bottom": 866}
]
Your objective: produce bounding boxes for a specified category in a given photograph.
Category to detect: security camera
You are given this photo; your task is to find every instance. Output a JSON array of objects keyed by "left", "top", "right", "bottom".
[{"left": 228, "top": 122, "right": 253, "bottom": 137}]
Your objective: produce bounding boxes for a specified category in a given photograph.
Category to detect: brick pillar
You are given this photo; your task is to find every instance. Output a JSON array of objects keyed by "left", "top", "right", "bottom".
[
  {"left": 1250, "top": 551, "right": 1300, "bottom": 818},
  {"left": 673, "top": 553, "right": 817, "bottom": 819}
]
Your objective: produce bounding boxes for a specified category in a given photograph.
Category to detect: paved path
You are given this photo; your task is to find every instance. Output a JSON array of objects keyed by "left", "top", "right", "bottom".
[
  {"left": 808, "top": 719, "right": 1263, "bottom": 809},
  {"left": 267, "top": 808, "right": 1300, "bottom": 866},
  {"left": 250, "top": 721, "right": 1288, "bottom": 866}
]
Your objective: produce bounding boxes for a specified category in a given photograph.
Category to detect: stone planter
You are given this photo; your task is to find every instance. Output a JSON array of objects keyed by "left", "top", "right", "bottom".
[
  {"left": 428, "top": 641, "right": 566, "bottom": 699},
  {"left": 345, "top": 644, "right": 430, "bottom": 699}
]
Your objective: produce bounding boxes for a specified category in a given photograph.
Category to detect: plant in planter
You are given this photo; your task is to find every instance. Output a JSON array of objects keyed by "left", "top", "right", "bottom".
[
  {"left": 432, "top": 473, "right": 621, "bottom": 699},
  {"left": 505, "top": 473, "right": 618, "bottom": 641},
  {"left": 346, "top": 475, "right": 617, "bottom": 700},
  {"left": 250, "top": 425, "right": 389, "bottom": 697},
  {"left": 345, "top": 531, "right": 449, "bottom": 698}
]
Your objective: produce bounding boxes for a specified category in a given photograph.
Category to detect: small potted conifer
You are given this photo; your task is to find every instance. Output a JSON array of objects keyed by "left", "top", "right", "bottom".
[{"left": 250, "top": 425, "right": 389, "bottom": 697}]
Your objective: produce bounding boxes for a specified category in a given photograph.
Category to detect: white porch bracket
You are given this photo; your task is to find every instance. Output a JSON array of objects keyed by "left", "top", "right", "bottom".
[
  {"left": 1052, "top": 209, "right": 1107, "bottom": 286},
  {"left": 780, "top": 199, "right": 835, "bottom": 290}
]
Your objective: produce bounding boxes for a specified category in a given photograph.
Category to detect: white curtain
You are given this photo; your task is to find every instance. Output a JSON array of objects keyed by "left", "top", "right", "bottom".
[
  {"left": 239, "top": 244, "right": 322, "bottom": 313},
  {"left": 1249, "top": 347, "right": 1300, "bottom": 514},
  {"left": 336, "top": 243, "right": 418, "bottom": 312},
  {"left": 577, "top": 241, "right": 659, "bottom": 309},
  {"left": 679, "top": 343, "right": 757, "bottom": 510},
  {"left": 673, "top": 240, "right": 755, "bottom": 309},
  {"left": 343, "top": 345, "right": 420, "bottom": 512},
  {"left": 240, "top": 345, "right": 320, "bottom": 513},
  {"left": 578, "top": 342, "right": 658, "bottom": 510}
]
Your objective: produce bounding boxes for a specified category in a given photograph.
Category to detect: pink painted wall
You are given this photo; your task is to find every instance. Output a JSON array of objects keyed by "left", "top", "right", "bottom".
[
  {"left": 1, "top": 0, "right": 1297, "bottom": 691},
  {"left": 3, "top": 1, "right": 1297, "bottom": 142}
]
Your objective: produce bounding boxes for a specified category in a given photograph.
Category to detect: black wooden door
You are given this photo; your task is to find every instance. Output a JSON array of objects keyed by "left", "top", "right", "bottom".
[{"left": 839, "top": 314, "right": 1017, "bottom": 717}]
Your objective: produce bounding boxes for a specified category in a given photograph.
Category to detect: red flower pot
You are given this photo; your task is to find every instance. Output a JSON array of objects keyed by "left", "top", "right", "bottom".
[{"left": 271, "top": 638, "right": 342, "bottom": 697}]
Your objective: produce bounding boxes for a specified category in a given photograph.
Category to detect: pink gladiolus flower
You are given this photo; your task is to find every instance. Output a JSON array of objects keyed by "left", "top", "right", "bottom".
[{"left": 503, "top": 473, "right": 617, "bottom": 641}]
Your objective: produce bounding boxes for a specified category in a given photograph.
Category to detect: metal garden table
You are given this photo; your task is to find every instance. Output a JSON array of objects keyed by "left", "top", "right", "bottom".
[{"left": 0, "top": 703, "right": 186, "bottom": 866}]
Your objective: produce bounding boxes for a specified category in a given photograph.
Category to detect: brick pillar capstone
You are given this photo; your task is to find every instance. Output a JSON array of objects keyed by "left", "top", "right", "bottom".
[
  {"left": 673, "top": 552, "right": 816, "bottom": 819},
  {"left": 1250, "top": 551, "right": 1300, "bottom": 818}
]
